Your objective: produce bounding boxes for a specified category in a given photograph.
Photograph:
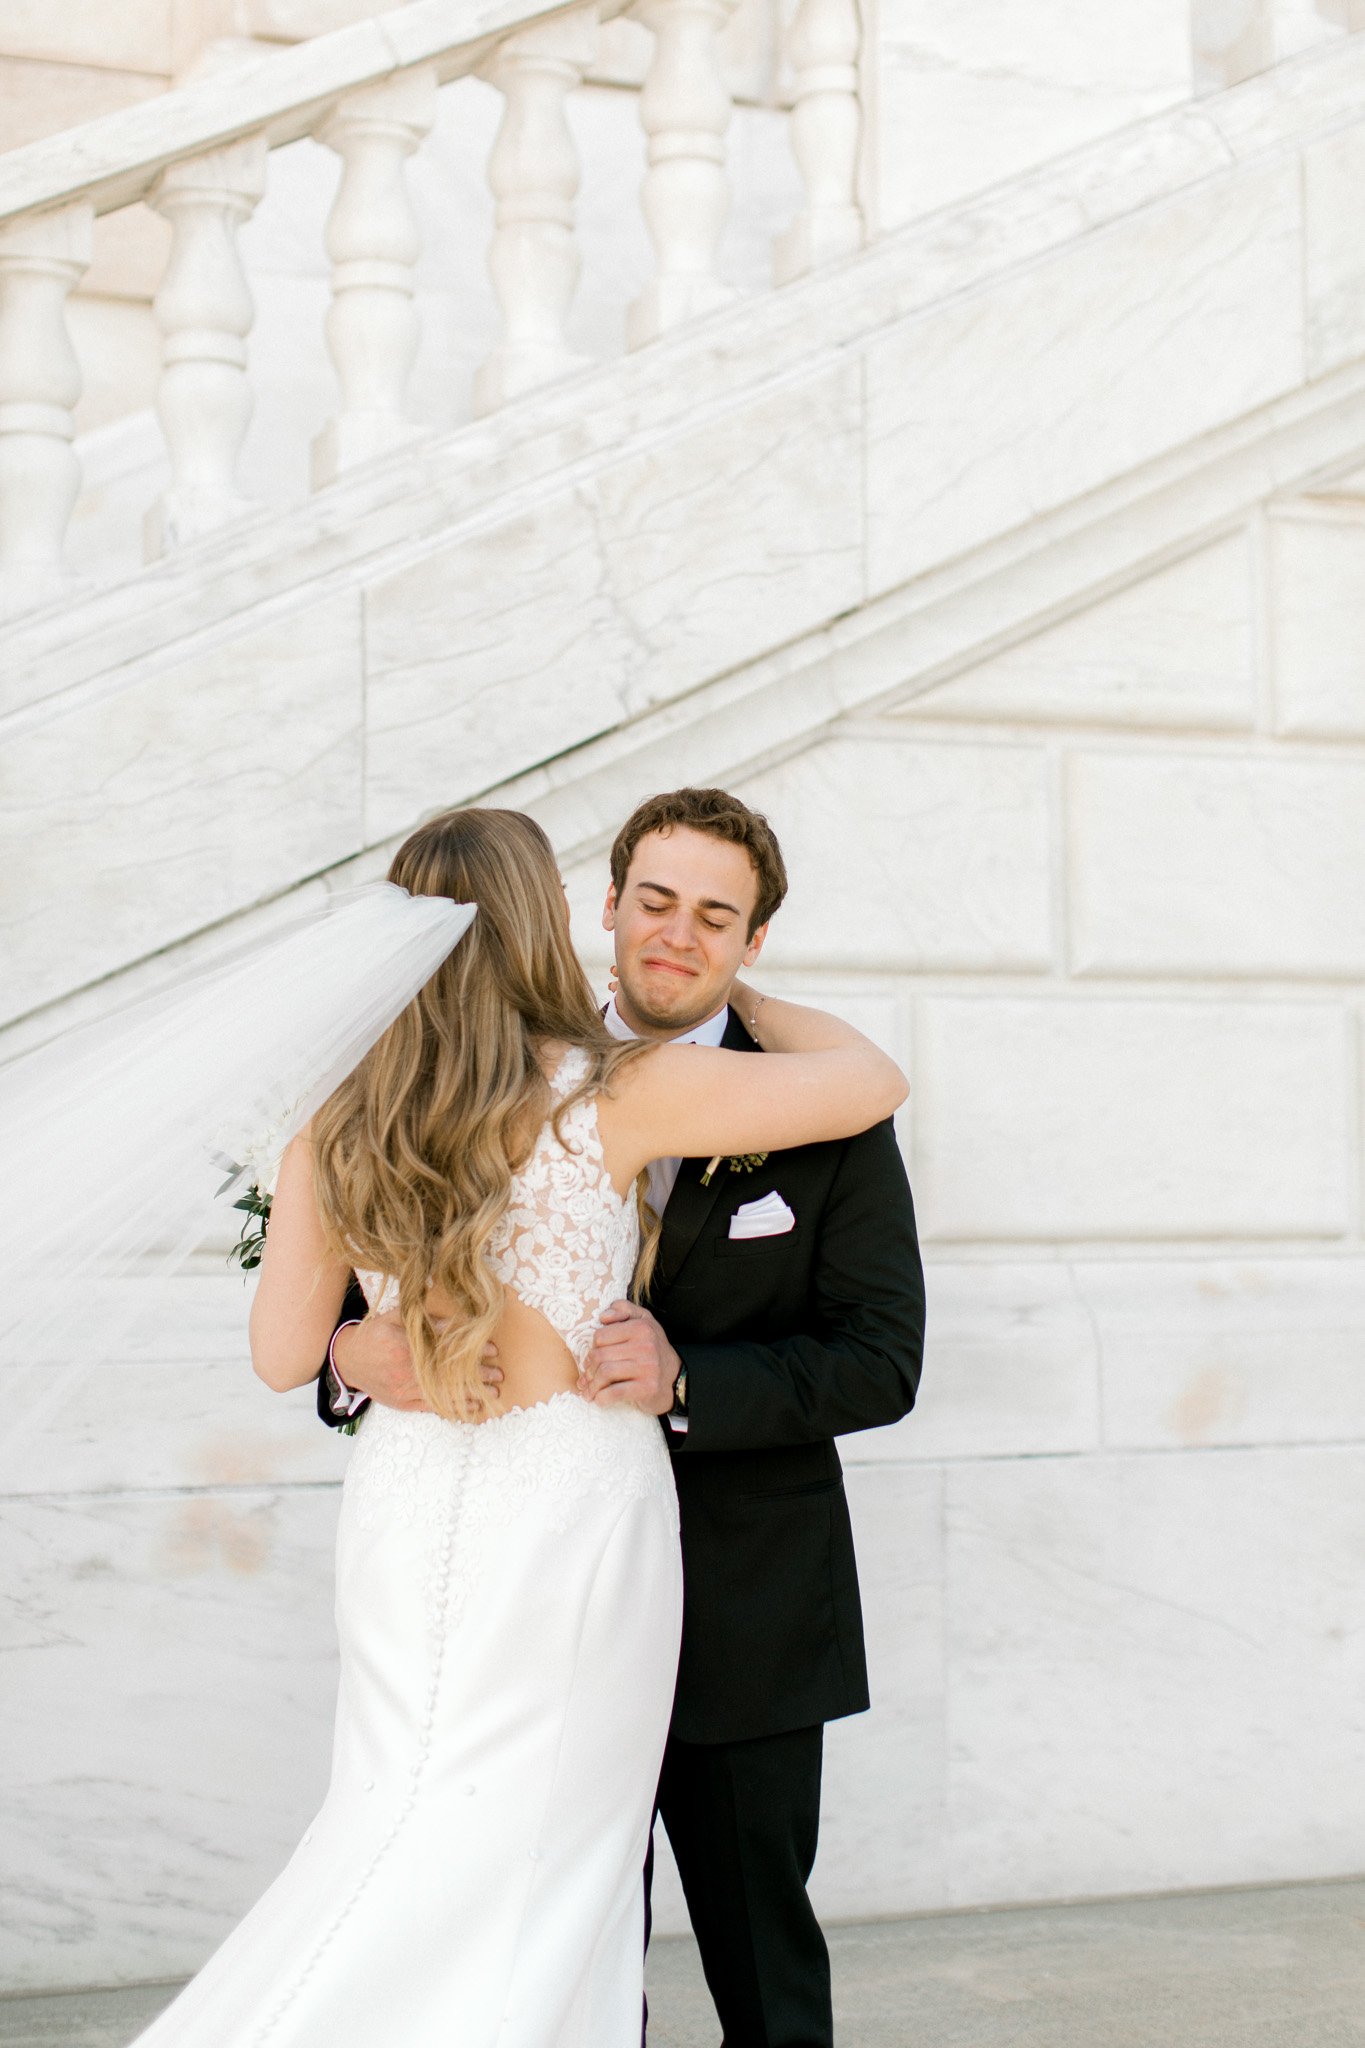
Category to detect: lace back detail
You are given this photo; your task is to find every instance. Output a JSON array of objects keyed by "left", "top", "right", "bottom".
[
  {"left": 356, "top": 1047, "right": 638, "bottom": 1364},
  {"left": 486, "top": 1046, "right": 638, "bottom": 1368}
]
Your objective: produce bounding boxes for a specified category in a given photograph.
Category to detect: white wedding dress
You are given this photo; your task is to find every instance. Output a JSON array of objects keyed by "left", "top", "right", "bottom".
[{"left": 134, "top": 1049, "right": 683, "bottom": 2048}]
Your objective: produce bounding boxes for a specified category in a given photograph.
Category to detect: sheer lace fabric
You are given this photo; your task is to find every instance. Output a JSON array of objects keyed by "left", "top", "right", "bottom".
[
  {"left": 357, "top": 1045, "right": 639, "bottom": 1369},
  {"left": 489, "top": 1046, "right": 640, "bottom": 1366}
]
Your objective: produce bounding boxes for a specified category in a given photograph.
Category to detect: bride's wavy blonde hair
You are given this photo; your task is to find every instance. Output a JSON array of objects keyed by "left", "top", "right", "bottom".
[{"left": 311, "top": 807, "right": 650, "bottom": 1419}]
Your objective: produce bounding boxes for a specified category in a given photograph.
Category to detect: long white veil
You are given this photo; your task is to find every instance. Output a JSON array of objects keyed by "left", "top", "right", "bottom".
[{"left": 0, "top": 883, "right": 476, "bottom": 1399}]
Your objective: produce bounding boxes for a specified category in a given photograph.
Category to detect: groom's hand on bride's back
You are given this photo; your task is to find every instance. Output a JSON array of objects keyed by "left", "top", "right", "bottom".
[
  {"left": 332, "top": 1311, "right": 503, "bottom": 1414},
  {"left": 580, "top": 1301, "right": 681, "bottom": 1414}
]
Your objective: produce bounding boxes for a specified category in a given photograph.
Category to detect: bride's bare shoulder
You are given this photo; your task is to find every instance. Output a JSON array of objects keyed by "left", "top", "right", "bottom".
[
  {"left": 596, "top": 1040, "right": 703, "bottom": 1121},
  {"left": 530, "top": 1035, "right": 576, "bottom": 1080}
]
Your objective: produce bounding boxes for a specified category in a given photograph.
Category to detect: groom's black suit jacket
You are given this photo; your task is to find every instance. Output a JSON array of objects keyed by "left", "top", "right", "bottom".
[
  {"left": 320, "top": 1007, "right": 925, "bottom": 1747},
  {"left": 650, "top": 1008, "right": 924, "bottom": 1744}
]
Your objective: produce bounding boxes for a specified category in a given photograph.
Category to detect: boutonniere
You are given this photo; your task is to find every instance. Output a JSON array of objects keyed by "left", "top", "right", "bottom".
[{"left": 700, "top": 1152, "right": 768, "bottom": 1188}]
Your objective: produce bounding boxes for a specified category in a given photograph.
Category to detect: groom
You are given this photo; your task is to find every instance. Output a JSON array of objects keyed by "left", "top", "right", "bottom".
[{"left": 317, "top": 788, "right": 926, "bottom": 2048}]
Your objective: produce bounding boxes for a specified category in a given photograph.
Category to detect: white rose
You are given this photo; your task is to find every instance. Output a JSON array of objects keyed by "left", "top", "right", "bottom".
[{"left": 243, "top": 1135, "right": 284, "bottom": 1199}]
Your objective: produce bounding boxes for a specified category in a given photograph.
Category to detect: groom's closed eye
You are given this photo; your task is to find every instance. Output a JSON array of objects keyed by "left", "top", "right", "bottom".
[{"left": 638, "top": 895, "right": 733, "bottom": 933}]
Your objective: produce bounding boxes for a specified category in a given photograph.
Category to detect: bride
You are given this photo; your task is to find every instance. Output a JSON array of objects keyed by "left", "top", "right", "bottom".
[{"left": 116, "top": 804, "right": 907, "bottom": 2048}]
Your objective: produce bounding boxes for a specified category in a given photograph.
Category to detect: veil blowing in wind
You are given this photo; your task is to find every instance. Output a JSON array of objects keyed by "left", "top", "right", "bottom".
[{"left": 0, "top": 883, "right": 477, "bottom": 1416}]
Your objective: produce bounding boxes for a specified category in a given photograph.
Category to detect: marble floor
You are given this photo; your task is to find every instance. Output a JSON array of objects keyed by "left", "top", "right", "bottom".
[{"left": 3, "top": 1878, "right": 1363, "bottom": 2047}]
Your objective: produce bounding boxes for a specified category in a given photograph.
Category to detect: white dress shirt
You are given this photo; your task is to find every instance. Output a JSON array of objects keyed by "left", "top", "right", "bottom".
[
  {"left": 603, "top": 993, "right": 728, "bottom": 1435},
  {"left": 603, "top": 993, "right": 729, "bottom": 1217}
]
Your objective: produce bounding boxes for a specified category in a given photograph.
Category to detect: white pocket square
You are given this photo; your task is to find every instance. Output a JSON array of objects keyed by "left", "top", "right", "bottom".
[{"left": 728, "top": 1191, "right": 796, "bottom": 1240}]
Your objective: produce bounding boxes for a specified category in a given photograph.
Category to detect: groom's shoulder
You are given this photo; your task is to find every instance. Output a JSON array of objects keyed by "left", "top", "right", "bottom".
[
  {"left": 715, "top": 1005, "right": 909, "bottom": 1188},
  {"left": 788, "top": 1112, "right": 902, "bottom": 1171},
  {"left": 743, "top": 1116, "right": 906, "bottom": 1198}
]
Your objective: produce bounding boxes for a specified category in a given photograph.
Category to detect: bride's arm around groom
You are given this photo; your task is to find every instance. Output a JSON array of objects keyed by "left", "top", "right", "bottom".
[{"left": 585, "top": 971, "right": 924, "bottom": 1449}]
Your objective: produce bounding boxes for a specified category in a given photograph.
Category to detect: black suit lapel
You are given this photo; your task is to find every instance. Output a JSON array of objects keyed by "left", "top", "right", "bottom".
[
  {"left": 654, "top": 1006, "right": 760, "bottom": 1294},
  {"left": 654, "top": 1154, "right": 730, "bottom": 1290}
]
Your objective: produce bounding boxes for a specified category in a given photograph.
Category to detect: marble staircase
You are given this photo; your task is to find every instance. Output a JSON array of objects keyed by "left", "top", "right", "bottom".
[{"left": 5, "top": 24, "right": 1365, "bottom": 1046}]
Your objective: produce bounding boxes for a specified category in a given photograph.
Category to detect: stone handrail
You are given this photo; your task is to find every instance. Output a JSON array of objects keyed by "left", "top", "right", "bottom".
[
  {"left": 0, "top": 0, "right": 607, "bottom": 226},
  {"left": 0, "top": 0, "right": 864, "bottom": 610}
]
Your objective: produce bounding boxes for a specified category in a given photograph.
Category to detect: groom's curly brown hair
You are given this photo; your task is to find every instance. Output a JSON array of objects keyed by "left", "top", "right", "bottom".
[{"left": 610, "top": 788, "right": 788, "bottom": 938}]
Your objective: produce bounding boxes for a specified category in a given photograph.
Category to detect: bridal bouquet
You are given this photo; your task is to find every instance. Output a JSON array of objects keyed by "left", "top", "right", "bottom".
[
  {"left": 221, "top": 1135, "right": 284, "bottom": 1273},
  {"left": 228, "top": 1182, "right": 273, "bottom": 1271}
]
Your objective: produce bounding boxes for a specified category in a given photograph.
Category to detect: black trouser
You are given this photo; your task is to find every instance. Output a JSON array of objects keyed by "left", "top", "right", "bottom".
[{"left": 645, "top": 1723, "right": 832, "bottom": 2048}]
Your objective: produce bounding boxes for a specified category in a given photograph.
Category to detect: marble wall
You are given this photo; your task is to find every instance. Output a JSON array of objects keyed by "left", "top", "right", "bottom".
[
  {"left": 871, "top": 0, "right": 1365, "bottom": 225},
  {"left": 558, "top": 500, "right": 1365, "bottom": 1928},
  {"left": 870, "top": 0, "right": 1194, "bottom": 227},
  {"left": 784, "top": 526, "right": 1365, "bottom": 1904}
]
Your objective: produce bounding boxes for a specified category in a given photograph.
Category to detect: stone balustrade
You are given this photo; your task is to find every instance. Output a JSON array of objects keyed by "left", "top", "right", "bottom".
[{"left": 0, "top": 0, "right": 864, "bottom": 614}]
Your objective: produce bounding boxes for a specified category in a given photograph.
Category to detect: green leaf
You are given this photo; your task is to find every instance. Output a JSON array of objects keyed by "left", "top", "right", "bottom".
[{"left": 225, "top": 1181, "right": 273, "bottom": 1273}]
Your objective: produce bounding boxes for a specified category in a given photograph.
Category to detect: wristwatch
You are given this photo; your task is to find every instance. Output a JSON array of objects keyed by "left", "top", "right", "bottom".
[{"left": 668, "top": 1362, "right": 688, "bottom": 1419}]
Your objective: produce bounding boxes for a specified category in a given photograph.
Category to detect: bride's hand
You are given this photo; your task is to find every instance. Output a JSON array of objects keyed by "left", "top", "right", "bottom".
[
  {"left": 337, "top": 1313, "right": 504, "bottom": 1413},
  {"left": 428, "top": 1315, "right": 505, "bottom": 1413},
  {"left": 728, "top": 978, "right": 886, "bottom": 1064},
  {"left": 597, "top": 976, "right": 906, "bottom": 1170}
]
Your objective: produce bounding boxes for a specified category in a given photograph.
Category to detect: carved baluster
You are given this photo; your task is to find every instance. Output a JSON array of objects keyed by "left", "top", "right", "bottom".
[
  {"left": 474, "top": 7, "right": 596, "bottom": 417},
  {"left": 773, "top": 0, "right": 863, "bottom": 285},
  {"left": 311, "top": 66, "right": 436, "bottom": 486},
  {"left": 0, "top": 203, "right": 93, "bottom": 612},
  {"left": 626, "top": 0, "right": 739, "bottom": 350},
  {"left": 145, "top": 137, "right": 266, "bottom": 560}
]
